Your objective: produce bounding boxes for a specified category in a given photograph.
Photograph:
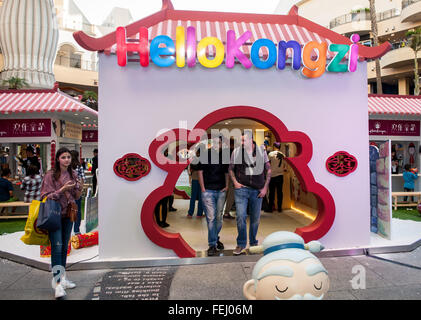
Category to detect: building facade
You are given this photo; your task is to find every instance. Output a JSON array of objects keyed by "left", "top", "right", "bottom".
[
  {"left": 276, "top": 0, "right": 421, "bottom": 95},
  {"left": 0, "top": 0, "right": 132, "bottom": 102}
]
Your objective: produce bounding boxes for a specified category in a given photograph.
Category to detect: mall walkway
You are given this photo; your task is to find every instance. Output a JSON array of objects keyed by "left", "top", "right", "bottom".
[{"left": 1, "top": 245, "right": 421, "bottom": 300}]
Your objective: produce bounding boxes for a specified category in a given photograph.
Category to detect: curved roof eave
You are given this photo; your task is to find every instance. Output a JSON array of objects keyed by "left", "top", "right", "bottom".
[{"left": 73, "top": 2, "right": 390, "bottom": 60}]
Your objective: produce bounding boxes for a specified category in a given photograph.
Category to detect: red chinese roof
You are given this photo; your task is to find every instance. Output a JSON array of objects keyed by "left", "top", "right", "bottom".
[
  {"left": 0, "top": 87, "right": 98, "bottom": 116},
  {"left": 73, "top": 0, "right": 390, "bottom": 60}
]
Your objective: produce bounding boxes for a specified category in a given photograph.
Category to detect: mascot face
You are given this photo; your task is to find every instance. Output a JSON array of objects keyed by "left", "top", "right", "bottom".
[
  {"left": 245, "top": 257, "right": 329, "bottom": 300},
  {"left": 243, "top": 231, "right": 330, "bottom": 300}
]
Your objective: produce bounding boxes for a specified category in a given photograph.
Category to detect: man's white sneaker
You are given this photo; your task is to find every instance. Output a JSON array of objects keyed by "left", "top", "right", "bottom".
[
  {"left": 61, "top": 276, "right": 76, "bottom": 289},
  {"left": 55, "top": 284, "right": 66, "bottom": 299}
]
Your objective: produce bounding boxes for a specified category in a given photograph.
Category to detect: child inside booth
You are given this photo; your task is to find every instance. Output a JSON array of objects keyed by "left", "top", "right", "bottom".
[
  {"left": 403, "top": 164, "right": 418, "bottom": 205},
  {"left": 0, "top": 168, "right": 18, "bottom": 214}
]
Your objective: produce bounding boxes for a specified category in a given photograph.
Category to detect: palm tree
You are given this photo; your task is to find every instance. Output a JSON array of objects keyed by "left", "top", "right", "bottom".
[
  {"left": 406, "top": 27, "right": 421, "bottom": 95},
  {"left": 2, "top": 77, "right": 29, "bottom": 90},
  {"left": 83, "top": 90, "right": 98, "bottom": 101},
  {"left": 369, "top": 0, "right": 383, "bottom": 94},
  {"left": 82, "top": 90, "right": 98, "bottom": 109}
]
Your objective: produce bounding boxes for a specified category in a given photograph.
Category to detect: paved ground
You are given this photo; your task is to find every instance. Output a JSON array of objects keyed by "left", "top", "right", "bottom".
[{"left": 1, "top": 246, "right": 421, "bottom": 300}]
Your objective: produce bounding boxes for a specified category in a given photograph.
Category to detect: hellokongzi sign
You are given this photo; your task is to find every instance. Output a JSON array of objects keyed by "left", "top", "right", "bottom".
[{"left": 116, "top": 26, "right": 361, "bottom": 78}]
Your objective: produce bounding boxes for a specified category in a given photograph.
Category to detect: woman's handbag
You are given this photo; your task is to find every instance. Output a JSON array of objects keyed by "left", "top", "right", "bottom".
[
  {"left": 36, "top": 198, "right": 62, "bottom": 232},
  {"left": 64, "top": 188, "right": 78, "bottom": 222},
  {"left": 66, "top": 201, "right": 78, "bottom": 222}
]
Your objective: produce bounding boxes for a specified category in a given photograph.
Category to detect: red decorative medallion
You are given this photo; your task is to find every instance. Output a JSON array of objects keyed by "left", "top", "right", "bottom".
[
  {"left": 113, "top": 153, "right": 151, "bottom": 181},
  {"left": 326, "top": 151, "right": 358, "bottom": 177}
]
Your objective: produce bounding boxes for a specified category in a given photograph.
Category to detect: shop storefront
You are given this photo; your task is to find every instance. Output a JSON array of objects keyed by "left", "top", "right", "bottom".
[
  {"left": 72, "top": 1, "right": 390, "bottom": 260},
  {"left": 0, "top": 86, "right": 98, "bottom": 183},
  {"left": 368, "top": 94, "right": 421, "bottom": 192}
]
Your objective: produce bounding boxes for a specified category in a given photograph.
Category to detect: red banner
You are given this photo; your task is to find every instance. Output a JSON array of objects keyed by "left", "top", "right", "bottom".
[
  {"left": 0, "top": 119, "right": 51, "bottom": 138},
  {"left": 82, "top": 130, "right": 98, "bottom": 142},
  {"left": 369, "top": 120, "right": 420, "bottom": 136}
]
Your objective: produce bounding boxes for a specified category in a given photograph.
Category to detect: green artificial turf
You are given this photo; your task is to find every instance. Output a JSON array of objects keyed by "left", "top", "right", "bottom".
[
  {"left": 0, "top": 219, "right": 27, "bottom": 235},
  {"left": 392, "top": 209, "right": 421, "bottom": 222},
  {"left": 0, "top": 197, "right": 86, "bottom": 236},
  {"left": 176, "top": 186, "right": 191, "bottom": 197}
]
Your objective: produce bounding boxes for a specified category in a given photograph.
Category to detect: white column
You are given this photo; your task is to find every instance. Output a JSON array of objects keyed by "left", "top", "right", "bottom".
[{"left": 0, "top": 0, "right": 59, "bottom": 89}]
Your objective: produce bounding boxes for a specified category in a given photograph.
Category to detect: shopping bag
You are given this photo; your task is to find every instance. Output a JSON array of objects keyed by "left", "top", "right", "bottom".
[
  {"left": 20, "top": 199, "right": 50, "bottom": 246},
  {"left": 36, "top": 199, "right": 61, "bottom": 232}
]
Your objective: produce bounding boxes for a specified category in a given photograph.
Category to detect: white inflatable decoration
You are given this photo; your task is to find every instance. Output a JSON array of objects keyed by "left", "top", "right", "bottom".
[{"left": 244, "top": 231, "right": 329, "bottom": 300}]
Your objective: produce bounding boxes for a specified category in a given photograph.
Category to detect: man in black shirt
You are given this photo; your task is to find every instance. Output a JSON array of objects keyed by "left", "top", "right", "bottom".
[{"left": 197, "top": 135, "right": 229, "bottom": 256}]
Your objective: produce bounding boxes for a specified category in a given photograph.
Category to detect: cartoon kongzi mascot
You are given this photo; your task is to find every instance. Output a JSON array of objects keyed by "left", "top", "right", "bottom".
[{"left": 243, "top": 231, "right": 329, "bottom": 300}]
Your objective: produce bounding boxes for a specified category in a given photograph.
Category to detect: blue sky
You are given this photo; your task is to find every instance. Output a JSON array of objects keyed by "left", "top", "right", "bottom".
[{"left": 73, "top": 0, "right": 296, "bottom": 25}]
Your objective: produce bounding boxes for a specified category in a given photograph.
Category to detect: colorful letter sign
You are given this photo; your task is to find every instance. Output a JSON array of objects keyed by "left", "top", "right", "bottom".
[{"left": 115, "top": 26, "right": 361, "bottom": 78}]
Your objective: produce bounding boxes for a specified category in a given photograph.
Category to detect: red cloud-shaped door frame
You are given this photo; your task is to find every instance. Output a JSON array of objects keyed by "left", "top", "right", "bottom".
[{"left": 142, "top": 106, "right": 336, "bottom": 258}]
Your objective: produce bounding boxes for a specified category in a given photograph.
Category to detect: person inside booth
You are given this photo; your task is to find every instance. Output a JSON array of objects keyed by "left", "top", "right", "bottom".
[
  {"left": 0, "top": 168, "right": 18, "bottom": 213},
  {"left": 17, "top": 146, "right": 40, "bottom": 176},
  {"left": 154, "top": 196, "right": 171, "bottom": 228},
  {"left": 403, "top": 164, "right": 418, "bottom": 205}
]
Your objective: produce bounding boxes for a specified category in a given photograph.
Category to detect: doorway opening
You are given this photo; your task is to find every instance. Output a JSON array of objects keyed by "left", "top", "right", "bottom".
[
  {"left": 144, "top": 106, "right": 335, "bottom": 258},
  {"left": 155, "top": 118, "right": 319, "bottom": 255}
]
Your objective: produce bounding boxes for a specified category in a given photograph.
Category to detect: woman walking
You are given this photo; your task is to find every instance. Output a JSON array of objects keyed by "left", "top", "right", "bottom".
[
  {"left": 40, "top": 147, "right": 83, "bottom": 299},
  {"left": 70, "top": 150, "right": 85, "bottom": 235}
]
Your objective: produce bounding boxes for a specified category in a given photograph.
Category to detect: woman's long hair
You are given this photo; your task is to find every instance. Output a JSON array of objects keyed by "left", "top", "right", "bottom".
[
  {"left": 70, "top": 150, "right": 81, "bottom": 170},
  {"left": 53, "top": 147, "right": 74, "bottom": 181}
]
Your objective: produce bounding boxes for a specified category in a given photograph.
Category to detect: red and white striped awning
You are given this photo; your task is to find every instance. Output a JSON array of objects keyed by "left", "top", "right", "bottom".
[
  {"left": 368, "top": 95, "right": 421, "bottom": 115},
  {"left": 0, "top": 90, "right": 98, "bottom": 115},
  {"left": 107, "top": 19, "right": 335, "bottom": 58}
]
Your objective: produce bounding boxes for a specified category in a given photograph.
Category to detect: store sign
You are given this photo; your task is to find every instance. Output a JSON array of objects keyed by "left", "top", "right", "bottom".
[
  {"left": 116, "top": 27, "right": 360, "bottom": 78},
  {"left": 52, "top": 119, "right": 82, "bottom": 140},
  {"left": 82, "top": 130, "right": 98, "bottom": 142},
  {"left": 0, "top": 119, "right": 51, "bottom": 138},
  {"left": 369, "top": 120, "right": 420, "bottom": 136}
]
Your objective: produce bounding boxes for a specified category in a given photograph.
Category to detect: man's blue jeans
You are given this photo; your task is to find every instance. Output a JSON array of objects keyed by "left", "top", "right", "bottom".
[
  {"left": 201, "top": 189, "right": 226, "bottom": 247},
  {"left": 48, "top": 217, "right": 73, "bottom": 282},
  {"left": 188, "top": 180, "right": 203, "bottom": 216},
  {"left": 235, "top": 187, "right": 263, "bottom": 248}
]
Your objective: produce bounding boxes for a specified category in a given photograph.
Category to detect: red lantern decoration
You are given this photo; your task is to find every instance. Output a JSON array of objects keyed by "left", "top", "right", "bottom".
[
  {"left": 326, "top": 151, "right": 358, "bottom": 177},
  {"left": 50, "top": 140, "right": 56, "bottom": 170},
  {"left": 71, "top": 231, "right": 99, "bottom": 249}
]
